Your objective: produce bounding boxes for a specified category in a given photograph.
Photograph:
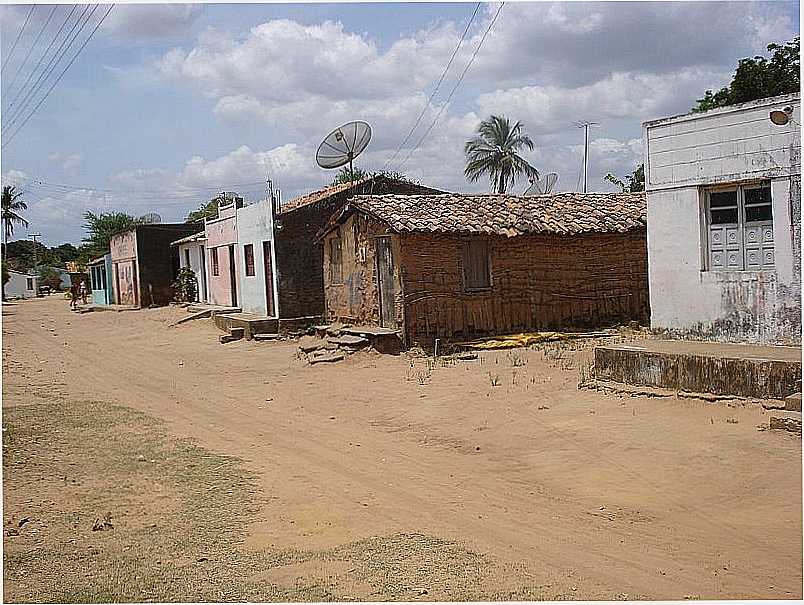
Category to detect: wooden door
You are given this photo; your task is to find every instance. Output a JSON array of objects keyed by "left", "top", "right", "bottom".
[
  {"left": 262, "top": 241, "right": 275, "bottom": 317},
  {"left": 228, "top": 244, "right": 238, "bottom": 307},
  {"left": 375, "top": 236, "right": 397, "bottom": 329}
]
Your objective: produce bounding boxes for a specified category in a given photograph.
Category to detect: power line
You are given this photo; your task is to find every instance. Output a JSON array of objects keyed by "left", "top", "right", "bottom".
[
  {"left": 3, "top": 5, "right": 79, "bottom": 118},
  {"left": 383, "top": 2, "right": 481, "bottom": 171},
  {"left": 26, "top": 177, "right": 268, "bottom": 196},
  {"left": 3, "top": 5, "right": 113, "bottom": 149},
  {"left": 3, "top": 5, "right": 58, "bottom": 98},
  {"left": 3, "top": 4, "right": 96, "bottom": 133},
  {"left": 1, "top": 4, "right": 36, "bottom": 74},
  {"left": 397, "top": 2, "right": 505, "bottom": 171}
]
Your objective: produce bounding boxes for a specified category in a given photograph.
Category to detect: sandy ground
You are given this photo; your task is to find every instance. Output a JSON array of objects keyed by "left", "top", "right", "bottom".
[{"left": 3, "top": 296, "right": 802, "bottom": 600}]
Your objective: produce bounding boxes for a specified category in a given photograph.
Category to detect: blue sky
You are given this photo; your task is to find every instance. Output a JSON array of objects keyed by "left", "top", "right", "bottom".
[{"left": 1, "top": 1, "right": 799, "bottom": 245}]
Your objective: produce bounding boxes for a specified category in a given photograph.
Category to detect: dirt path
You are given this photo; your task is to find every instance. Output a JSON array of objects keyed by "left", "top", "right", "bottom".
[{"left": 3, "top": 297, "right": 802, "bottom": 600}]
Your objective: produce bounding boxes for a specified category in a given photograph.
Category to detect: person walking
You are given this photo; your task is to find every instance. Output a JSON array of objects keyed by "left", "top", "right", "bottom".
[{"left": 69, "top": 283, "right": 80, "bottom": 310}]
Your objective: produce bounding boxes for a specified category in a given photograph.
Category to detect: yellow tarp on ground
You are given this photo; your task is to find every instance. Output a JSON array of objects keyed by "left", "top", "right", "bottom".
[{"left": 460, "top": 330, "right": 614, "bottom": 349}]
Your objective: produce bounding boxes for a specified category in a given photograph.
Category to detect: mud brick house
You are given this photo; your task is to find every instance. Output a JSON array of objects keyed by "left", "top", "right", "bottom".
[
  {"left": 272, "top": 175, "right": 442, "bottom": 327},
  {"left": 109, "top": 223, "right": 198, "bottom": 307},
  {"left": 319, "top": 192, "right": 649, "bottom": 346},
  {"left": 644, "top": 93, "right": 801, "bottom": 344}
]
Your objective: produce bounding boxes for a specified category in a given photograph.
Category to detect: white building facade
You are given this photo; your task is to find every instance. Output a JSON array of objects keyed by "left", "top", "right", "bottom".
[
  {"left": 236, "top": 199, "right": 278, "bottom": 317},
  {"left": 5, "top": 270, "right": 38, "bottom": 299},
  {"left": 173, "top": 231, "right": 208, "bottom": 303},
  {"left": 644, "top": 93, "right": 801, "bottom": 345}
]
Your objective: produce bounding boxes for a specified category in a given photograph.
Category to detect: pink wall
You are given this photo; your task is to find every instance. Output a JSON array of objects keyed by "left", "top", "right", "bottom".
[{"left": 205, "top": 210, "right": 239, "bottom": 307}]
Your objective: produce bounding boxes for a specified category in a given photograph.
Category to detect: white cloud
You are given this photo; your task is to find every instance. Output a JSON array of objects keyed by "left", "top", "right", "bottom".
[
  {"left": 48, "top": 152, "right": 83, "bottom": 173},
  {"left": 102, "top": 4, "right": 203, "bottom": 41}
]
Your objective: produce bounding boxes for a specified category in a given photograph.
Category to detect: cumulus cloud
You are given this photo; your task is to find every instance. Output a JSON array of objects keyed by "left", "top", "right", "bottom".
[
  {"left": 102, "top": 4, "right": 203, "bottom": 41},
  {"left": 48, "top": 152, "right": 83, "bottom": 173}
]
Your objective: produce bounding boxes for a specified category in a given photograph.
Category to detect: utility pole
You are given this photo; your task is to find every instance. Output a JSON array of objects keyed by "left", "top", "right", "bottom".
[
  {"left": 28, "top": 232, "right": 41, "bottom": 293},
  {"left": 575, "top": 120, "right": 599, "bottom": 193}
]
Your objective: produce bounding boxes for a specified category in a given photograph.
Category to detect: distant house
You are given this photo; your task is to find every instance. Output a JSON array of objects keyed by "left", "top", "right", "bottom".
[
  {"left": 109, "top": 224, "right": 198, "bottom": 307},
  {"left": 319, "top": 192, "right": 649, "bottom": 346},
  {"left": 172, "top": 231, "right": 208, "bottom": 303},
  {"left": 270, "top": 175, "right": 442, "bottom": 327},
  {"left": 643, "top": 93, "right": 801, "bottom": 344},
  {"left": 87, "top": 254, "right": 114, "bottom": 305},
  {"left": 204, "top": 194, "right": 243, "bottom": 308},
  {"left": 5, "top": 270, "right": 38, "bottom": 299}
]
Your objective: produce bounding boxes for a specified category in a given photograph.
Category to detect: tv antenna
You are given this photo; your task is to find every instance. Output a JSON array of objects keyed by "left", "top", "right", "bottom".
[
  {"left": 316, "top": 120, "right": 372, "bottom": 180},
  {"left": 524, "top": 172, "right": 559, "bottom": 196},
  {"left": 574, "top": 120, "right": 599, "bottom": 193},
  {"left": 140, "top": 212, "right": 162, "bottom": 224}
]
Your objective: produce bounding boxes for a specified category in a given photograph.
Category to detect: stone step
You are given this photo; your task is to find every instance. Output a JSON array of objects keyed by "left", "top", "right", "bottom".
[
  {"left": 253, "top": 333, "right": 280, "bottom": 342},
  {"left": 309, "top": 352, "right": 345, "bottom": 365},
  {"left": 328, "top": 334, "right": 369, "bottom": 347},
  {"left": 785, "top": 392, "right": 801, "bottom": 412}
]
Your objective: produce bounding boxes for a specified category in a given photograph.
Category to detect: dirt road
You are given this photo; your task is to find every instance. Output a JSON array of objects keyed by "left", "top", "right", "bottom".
[{"left": 3, "top": 297, "right": 802, "bottom": 600}]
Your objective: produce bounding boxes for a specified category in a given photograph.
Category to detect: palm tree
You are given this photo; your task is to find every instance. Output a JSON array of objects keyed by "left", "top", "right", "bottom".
[
  {"left": 2, "top": 185, "right": 28, "bottom": 242},
  {"left": 464, "top": 115, "right": 540, "bottom": 194},
  {"left": 2, "top": 185, "right": 29, "bottom": 301}
]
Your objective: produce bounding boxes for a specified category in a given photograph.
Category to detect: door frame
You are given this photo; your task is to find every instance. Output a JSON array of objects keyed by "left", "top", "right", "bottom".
[
  {"left": 262, "top": 240, "right": 276, "bottom": 317},
  {"left": 375, "top": 235, "right": 396, "bottom": 329},
  {"left": 228, "top": 243, "right": 238, "bottom": 307}
]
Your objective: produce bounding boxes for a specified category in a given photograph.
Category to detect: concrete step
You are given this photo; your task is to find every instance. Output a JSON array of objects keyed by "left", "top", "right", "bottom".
[
  {"left": 219, "top": 327, "right": 245, "bottom": 344},
  {"left": 785, "top": 392, "right": 801, "bottom": 412},
  {"left": 253, "top": 333, "right": 280, "bottom": 342}
]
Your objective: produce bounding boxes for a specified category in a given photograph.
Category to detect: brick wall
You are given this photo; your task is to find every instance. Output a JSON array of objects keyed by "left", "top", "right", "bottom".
[
  {"left": 135, "top": 225, "right": 198, "bottom": 307},
  {"left": 398, "top": 230, "right": 649, "bottom": 346}
]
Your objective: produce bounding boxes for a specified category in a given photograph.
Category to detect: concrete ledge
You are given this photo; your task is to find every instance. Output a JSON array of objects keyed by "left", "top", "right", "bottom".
[
  {"left": 214, "top": 313, "right": 278, "bottom": 340},
  {"left": 594, "top": 340, "right": 801, "bottom": 400}
]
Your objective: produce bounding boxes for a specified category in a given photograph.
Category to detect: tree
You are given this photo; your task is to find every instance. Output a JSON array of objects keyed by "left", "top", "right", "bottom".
[
  {"left": 331, "top": 167, "right": 369, "bottom": 185},
  {"left": 464, "top": 115, "right": 540, "bottom": 194},
  {"left": 38, "top": 266, "right": 64, "bottom": 291},
  {"left": 693, "top": 37, "right": 799, "bottom": 112},
  {"left": 186, "top": 200, "right": 218, "bottom": 223},
  {"left": 2, "top": 186, "right": 29, "bottom": 261},
  {"left": 604, "top": 164, "right": 645, "bottom": 193},
  {"left": 81, "top": 211, "right": 142, "bottom": 260}
]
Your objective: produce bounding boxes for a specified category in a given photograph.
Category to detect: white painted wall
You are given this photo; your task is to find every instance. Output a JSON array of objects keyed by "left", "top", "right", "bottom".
[
  {"left": 236, "top": 199, "right": 278, "bottom": 317},
  {"left": 177, "top": 240, "right": 208, "bottom": 303},
  {"left": 644, "top": 93, "right": 801, "bottom": 344},
  {"left": 6, "top": 271, "right": 38, "bottom": 299}
]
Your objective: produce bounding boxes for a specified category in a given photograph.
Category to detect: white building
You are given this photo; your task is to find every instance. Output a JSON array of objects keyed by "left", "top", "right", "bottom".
[
  {"left": 644, "top": 93, "right": 801, "bottom": 345},
  {"left": 172, "top": 231, "right": 208, "bottom": 303},
  {"left": 5, "top": 269, "right": 38, "bottom": 299},
  {"left": 236, "top": 198, "right": 278, "bottom": 317}
]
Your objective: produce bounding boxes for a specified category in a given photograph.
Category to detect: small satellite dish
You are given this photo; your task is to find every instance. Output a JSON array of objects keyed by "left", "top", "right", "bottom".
[
  {"left": 316, "top": 121, "right": 372, "bottom": 177},
  {"left": 140, "top": 212, "right": 162, "bottom": 224},
  {"left": 524, "top": 172, "right": 559, "bottom": 196},
  {"left": 769, "top": 106, "right": 794, "bottom": 126}
]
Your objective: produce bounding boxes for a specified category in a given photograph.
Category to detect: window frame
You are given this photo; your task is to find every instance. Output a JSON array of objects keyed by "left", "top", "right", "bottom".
[
  {"left": 462, "top": 237, "right": 492, "bottom": 292},
  {"left": 243, "top": 243, "right": 255, "bottom": 277},
  {"left": 704, "top": 182, "right": 774, "bottom": 272},
  {"left": 211, "top": 247, "right": 220, "bottom": 276}
]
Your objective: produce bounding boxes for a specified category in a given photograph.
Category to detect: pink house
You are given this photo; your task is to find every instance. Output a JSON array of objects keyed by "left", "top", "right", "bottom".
[{"left": 204, "top": 195, "right": 243, "bottom": 307}]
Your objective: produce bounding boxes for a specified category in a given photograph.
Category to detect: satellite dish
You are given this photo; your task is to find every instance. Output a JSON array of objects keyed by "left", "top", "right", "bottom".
[
  {"left": 140, "top": 212, "right": 162, "bottom": 224},
  {"left": 769, "top": 106, "right": 794, "bottom": 126},
  {"left": 524, "top": 172, "right": 559, "bottom": 196},
  {"left": 316, "top": 121, "right": 372, "bottom": 177}
]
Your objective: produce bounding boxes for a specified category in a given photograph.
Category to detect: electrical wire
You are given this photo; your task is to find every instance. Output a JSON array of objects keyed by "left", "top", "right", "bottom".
[
  {"left": 397, "top": 2, "right": 505, "bottom": 172},
  {"left": 1, "top": 4, "right": 36, "bottom": 74},
  {"left": 3, "top": 4, "right": 97, "bottom": 134},
  {"left": 3, "top": 5, "right": 79, "bottom": 119},
  {"left": 382, "top": 2, "right": 481, "bottom": 171},
  {"left": 3, "top": 5, "right": 113, "bottom": 149},
  {"left": 3, "top": 5, "right": 57, "bottom": 99},
  {"left": 26, "top": 177, "right": 268, "bottom": 196}
]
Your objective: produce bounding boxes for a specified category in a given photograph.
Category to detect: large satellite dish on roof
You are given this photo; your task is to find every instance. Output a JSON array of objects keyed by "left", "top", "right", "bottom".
[
  {"left": 524, "top": 172, "right": 559, "bottom": 196},
  {"left": 316, "top": 121, "right": 372, "bottom": 178}
]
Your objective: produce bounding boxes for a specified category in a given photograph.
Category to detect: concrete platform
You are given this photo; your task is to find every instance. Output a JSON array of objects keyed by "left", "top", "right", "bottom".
[
  {"left": 213, "top": 312, "right": 278, "bottom": 341},
  {"left": 594, "top": 340, "right": 801, "bottom": 400}
]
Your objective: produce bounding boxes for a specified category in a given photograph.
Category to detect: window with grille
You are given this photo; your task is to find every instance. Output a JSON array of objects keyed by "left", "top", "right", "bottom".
[
  {"left": 463, "top": 238, "right": 491, "bottom": 290},
  {"left": 244, "top": 244, "right": 255, "bottom": 277},
  {"left": 26, "top": 278, "right": 33, "bottom": 290},
  {"left": 330, "top": 238, "right": 343, "bottom": 284},
  {"left": 211, "top": 247, "right": 219, "bottom": 276},
  {"left": 706, "top": 183, "right": 774, "bottom": 271}
]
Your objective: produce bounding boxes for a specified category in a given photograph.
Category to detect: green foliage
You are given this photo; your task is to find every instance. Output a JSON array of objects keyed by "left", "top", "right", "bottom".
[
  {"left": 37, "top": 266, "right": 63, "bottom": 291},
  {"left": 186, "top": 199, "right": 219, "bottom": 223},
  {"left": 81, "top": 211, "right": 142, "bottom": 260},
  {"left": 172, "top": 266, "right": 198, "bottom": 302},
  {"left": 693, "top": 37, "right": 799, "bottom": 112},
  {"left": 2, "top": 185, "right": 29, "bottom": 241},
  {"left": 464, "top": 115, "right": 540, "bottom": 194},
  {"left": 604, "top": 163, "right": 645, "bottom": 193},
  {"left": 331, "top": 167, "right": 369, "bottom": 185}
]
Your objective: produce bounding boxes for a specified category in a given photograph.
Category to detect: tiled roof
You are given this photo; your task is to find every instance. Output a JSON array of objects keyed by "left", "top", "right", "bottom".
[
  {"left": 347, "top": 192, "right": 646, "bottom": 236},
  {"left": 279, "top": 178, "right": 373, "bottom": 213},
  {"left": 170, "top": 231, "right": 206, "bottom": 246}
]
